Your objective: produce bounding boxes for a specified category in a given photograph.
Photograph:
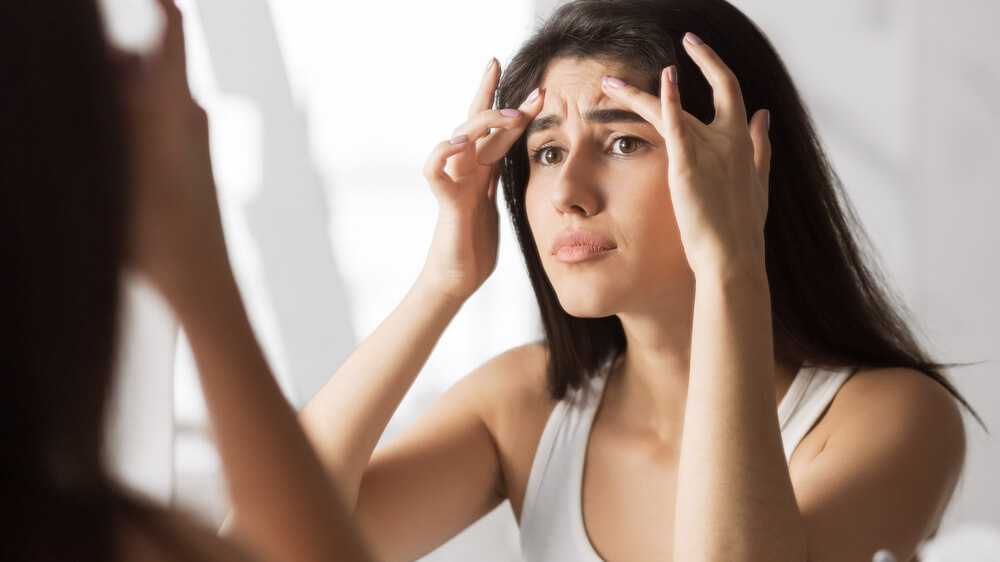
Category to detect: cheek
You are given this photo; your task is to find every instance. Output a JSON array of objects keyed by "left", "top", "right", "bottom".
[
  {"left": 615, "top": 171, "right": 675, "bottom": 229},
  {"left": 524, "top": 181, "right": 548, "bottom": 245},
  {"left": 614, "top": 177, "right": 684, "bottom": 263}
]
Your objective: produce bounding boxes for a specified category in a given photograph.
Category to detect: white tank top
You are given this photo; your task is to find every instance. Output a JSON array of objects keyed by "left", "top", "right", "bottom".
[{"left": 518, "top": 363, "right": 856, "bottom": 561}]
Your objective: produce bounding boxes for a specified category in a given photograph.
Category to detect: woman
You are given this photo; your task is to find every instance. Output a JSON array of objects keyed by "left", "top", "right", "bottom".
[
  {"left": 300, "top": 0, "right": 975, "bottom": 560},
  {"left": 0, "top": 1, "right": 370, "bottom": 560}
]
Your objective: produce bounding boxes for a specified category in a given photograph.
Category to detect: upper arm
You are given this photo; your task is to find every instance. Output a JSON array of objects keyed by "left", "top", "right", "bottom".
[
  {"left": 354, "top": 344, "right": 547, "bottom": 562},
  {"left": 791, "top": 368, "right": 967, "bottom": 562}
]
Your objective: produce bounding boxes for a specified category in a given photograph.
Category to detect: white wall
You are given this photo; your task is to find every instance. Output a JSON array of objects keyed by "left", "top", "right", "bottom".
[
  {"left": 914, "top": 0, "right": 1000, "bottom": 528},
  {"left": 105, "top": 277, "right": 177, "bottom": 504}
]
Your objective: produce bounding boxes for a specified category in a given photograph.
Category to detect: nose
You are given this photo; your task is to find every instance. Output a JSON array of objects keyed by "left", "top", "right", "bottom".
[{"left": 550, "top": 147, "right": 603, "bottom": 217}]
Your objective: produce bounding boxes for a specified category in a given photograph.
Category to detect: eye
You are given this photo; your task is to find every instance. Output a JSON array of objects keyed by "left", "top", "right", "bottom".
[
  {"left": 610, "top": 136, "right": 645, "bottom": 155},
  {"left": 532, "top": 145, "right": 564, "bottom": 165}
]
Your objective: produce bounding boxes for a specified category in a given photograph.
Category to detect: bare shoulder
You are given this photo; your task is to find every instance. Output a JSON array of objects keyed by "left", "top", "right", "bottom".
[
  {"left": 829, "top": 366, "right": 966, "bottom": 458},
  {"left": 448, "top": 341, "right": 553, "bottom": 422},
  {"left": 791, "top": 367, "right": 969, "bottom": 559},
  {"left": 458, "top": 342, "right": 556, "bottom": 514}
]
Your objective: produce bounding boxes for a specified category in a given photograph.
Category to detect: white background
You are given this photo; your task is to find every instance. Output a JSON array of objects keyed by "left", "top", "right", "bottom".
[{"left": 100, "top": 0, "right": 1000, "bottom": 559}]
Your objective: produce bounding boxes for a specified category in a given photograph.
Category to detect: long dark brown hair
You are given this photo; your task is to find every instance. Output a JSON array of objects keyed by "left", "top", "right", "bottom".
[
  {"left": 496, "top": 0, "right": 981, "bottom": 425},
  {"left": 1, "top": 0, "right": 130, "bottom": 559}
]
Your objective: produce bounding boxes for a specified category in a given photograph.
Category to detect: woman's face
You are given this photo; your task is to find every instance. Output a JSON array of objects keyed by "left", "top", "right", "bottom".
[{"left": 524, "top": 57, "right": 690, "bottom": 318}]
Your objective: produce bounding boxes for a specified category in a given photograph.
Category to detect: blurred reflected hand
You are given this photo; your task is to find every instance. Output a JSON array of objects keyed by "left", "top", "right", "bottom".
[{"left": 116, "top": 0, "right": 228, "bottom": 302}]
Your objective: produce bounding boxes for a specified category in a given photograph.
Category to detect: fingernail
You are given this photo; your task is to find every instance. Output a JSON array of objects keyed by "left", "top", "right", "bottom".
[
  {"left": 524, "top": 87, "right": 540, "bottom": 105},
  {"left": 450, "top": 134, "right": 469, "bottom": 145},
  {"left": 684, "top": 32, "right": 705, "bottom": 46},
  {"left": 602, "top": 75, "right": 626, "bottom": 88},
  {"left": 484, "top": 57, "right": 496, "bottom": 75},
  {"left": 666, "top": 66, "right": 678, "bottom": 85},
  {"left": 500, "top": 108, "right": 521, "bottom": 117},
  {"left": 764, "top": 110, "right": 771, "bottom": 132}
]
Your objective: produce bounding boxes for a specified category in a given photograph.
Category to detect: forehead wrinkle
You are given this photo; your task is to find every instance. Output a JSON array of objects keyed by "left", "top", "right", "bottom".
[
  {"left": 525, "top": 108, "right": 650, "bottom": 138},
  {"left": 527, "top": 58, "right": 651, "bottom": 140}
]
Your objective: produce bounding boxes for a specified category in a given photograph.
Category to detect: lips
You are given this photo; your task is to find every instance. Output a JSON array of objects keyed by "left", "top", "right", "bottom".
[{"left": 550, "top": 230, "right": 617, "bottom": 264}]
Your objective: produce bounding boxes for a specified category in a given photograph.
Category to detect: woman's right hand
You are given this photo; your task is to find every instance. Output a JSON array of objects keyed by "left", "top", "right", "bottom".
[{"left": 419, "top": 60, "right": 544, "bottom": 303}]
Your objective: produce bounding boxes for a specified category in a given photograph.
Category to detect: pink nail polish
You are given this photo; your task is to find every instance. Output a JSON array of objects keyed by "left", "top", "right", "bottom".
[
  {"left": 450, "top": 134, "right": 469, "bottom": 145},
  {"left": 667, "top": 66, "right": 678, "bottom": 85},
  {"left": 525, "top": 88, "right": 540, "bottom": 104},
  {"left": 484, "top": 57, "right": 496, "bottom": 75},
  {"left": 602, "top": 75, "right": 626, "bottom": 88},
  {"left": 684, "top": 32, "right": 705, "bottom": 46},
  {"left": 500, "top": 108, "right": 521, "bottom": 117}
]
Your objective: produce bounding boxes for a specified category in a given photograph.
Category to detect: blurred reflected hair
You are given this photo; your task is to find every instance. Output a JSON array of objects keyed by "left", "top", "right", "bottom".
[
  {"left": 1, "top": 0, "right": 129, "bottom": 559},
  {"left": 496, "top": 0, "right": 981, "bottom": 425}
]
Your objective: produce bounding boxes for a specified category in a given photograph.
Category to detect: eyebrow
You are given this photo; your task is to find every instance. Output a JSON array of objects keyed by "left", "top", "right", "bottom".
[{"left": 525, "top": 108, "right": 650, "bottom": 137}]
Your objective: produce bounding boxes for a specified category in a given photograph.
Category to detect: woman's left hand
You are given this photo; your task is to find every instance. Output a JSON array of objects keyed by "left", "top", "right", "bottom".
[
  {"left": 116, "top": 0, "right": 231, "bottom": 303},
  {"left": 600, "top": 32, "right": 771, "bottom": 281}
]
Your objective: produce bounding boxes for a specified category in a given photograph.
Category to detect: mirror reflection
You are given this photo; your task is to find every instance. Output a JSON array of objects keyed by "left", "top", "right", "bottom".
[{"left": 5, "top": 0, "right": 998, "bottom": 561}]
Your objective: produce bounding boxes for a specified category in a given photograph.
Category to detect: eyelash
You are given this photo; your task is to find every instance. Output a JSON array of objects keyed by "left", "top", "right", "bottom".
[{"left": 529, "top": 135, "right": 649, "bottom": 166}]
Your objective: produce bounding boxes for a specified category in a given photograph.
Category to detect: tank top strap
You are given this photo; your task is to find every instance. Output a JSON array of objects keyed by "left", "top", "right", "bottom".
[
  {"left": 520, "top": 368, "right": 611, "bottom": 561},
  {"left": 778, "top": 364, "right": 857, "bottom": 462}
]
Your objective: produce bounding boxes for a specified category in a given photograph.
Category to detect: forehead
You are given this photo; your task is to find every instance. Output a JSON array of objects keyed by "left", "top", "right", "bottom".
[{"left": 538, "top": 57, "right": 651, "bottom": 115}]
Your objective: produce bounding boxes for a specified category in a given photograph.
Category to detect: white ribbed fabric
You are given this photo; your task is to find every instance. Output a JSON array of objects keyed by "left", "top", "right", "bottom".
[{"left": 518, "top": 363, "right": 856, "bottom": 561}]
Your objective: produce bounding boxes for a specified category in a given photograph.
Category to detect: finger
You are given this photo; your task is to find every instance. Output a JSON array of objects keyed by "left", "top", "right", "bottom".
[
  {"left": 452, "top": 107, "right": 531, "bottom": 146},
  {"left": 468, "top": 58, "right": 500, "bottom": 119},
  {"left": 476, "top": 87, "right": 546, "bottom": 164},
  {"left": 658, "top": 65, "right": 694, "bottom": 163},
  {"left": 598, "top": 76, "right": 663, "bottom": 134},
  {"left": 154, "top": 0, "right": 184, "bottom": 58},
  {"left": 681, "top": 32, "right": 748, "bottom": 129},
  {"left": 749, "top": 109, "right": 772, "bottom": 195},
  {"left": 149, "top": 0, "right": 192, "bottom": 93},
  {"left": 423, "top": 136, "right": 472, "bottom": 189},
  {"left": 601, "top": 73, "right": 707, "bottom": 151}
]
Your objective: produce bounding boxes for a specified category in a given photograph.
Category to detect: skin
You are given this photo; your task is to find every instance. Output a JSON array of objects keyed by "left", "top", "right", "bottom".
[
  {"left": 112, "top": 1, "right": 371, "bottom": 560},
  {"left": 300, "top": 35, "right": 965, "bottom": 562}
]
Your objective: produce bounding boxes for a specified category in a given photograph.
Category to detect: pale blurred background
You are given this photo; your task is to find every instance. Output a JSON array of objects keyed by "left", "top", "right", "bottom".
[{"left": 99, "top": 0, "right": 1000, "bottom": 559}]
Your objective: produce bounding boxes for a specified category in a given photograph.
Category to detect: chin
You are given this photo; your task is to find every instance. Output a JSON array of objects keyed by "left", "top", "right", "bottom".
[{"left": 554, "top": 286, "right": 622, "bottom": 318}]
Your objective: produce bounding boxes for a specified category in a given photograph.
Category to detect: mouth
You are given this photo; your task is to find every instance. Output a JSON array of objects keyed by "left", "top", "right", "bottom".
[{"left": 550, "top": 230, "right": 617, "bottom": 264}]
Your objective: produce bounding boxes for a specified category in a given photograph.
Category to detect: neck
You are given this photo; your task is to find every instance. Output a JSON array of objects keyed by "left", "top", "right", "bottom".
[
  {"left": 611, "top": 272, "right": 801, "bottom": 438},
  {"left": 613, "top": 272, "right": 695, "bottom": 438}
]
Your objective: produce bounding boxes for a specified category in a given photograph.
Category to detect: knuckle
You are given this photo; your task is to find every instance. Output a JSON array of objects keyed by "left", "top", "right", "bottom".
[
  {"left": 422, "top": 158, "right": 439, "bottom": 181},
  {"left": 718, "top": 70, "right": 740, "bottom": 93},
  {"left": 722, "top": 135, "right": 748, "bottom": 156},
  {"left": 467, "top": 114, "right": 492, "bottom": 134}
]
